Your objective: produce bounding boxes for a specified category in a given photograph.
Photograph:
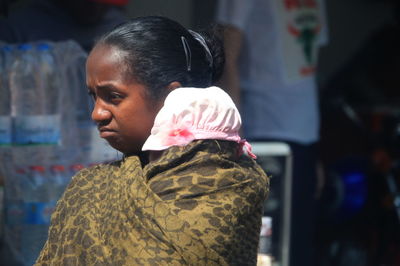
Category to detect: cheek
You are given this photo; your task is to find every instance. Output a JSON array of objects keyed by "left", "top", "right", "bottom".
[
  {"left": 120, "top": 111, "right": 155, "bottom": 137},
  {"left": 117, "top": 99, "right": 161, "bottom": 140}
]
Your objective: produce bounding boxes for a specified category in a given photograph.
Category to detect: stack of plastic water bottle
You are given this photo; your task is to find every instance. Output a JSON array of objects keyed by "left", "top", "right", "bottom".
[{"left": 0, "top": 40, "right": 120, "bottom": 266}]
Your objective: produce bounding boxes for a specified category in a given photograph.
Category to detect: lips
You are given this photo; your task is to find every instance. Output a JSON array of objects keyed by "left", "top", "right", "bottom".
[{"left": 98, "top": 127, "right": 117, "bottom": 138}]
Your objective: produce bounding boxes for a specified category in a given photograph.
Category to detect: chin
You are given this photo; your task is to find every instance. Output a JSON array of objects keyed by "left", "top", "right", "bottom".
[
  {"left": 105, "top": 137, "right": 145, "bottom": 157},
  {"left": 111, "top": 143, "right": 141, "bottom": 157},
  {"left": 105, "top": 139, "right": 126, "bottom": 154}
]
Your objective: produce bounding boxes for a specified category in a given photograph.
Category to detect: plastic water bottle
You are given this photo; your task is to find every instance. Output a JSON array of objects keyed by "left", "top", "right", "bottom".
[
  {"left": 10, "top": 43, "right": 61, "bottom": 145},
  {"left": 5, "top": 167, "right": 25, "bottom": 227},
  {"left": 70, "top": 163, "right": 84, "bottom": 176},
  {"left": 50, "top": 164, "right": 67, "bottom": 199},
  {"left": 10, "top": 44, "right": 41, "bottom": 145},
  {"left": 21, "top": 165, "right": 50, "bottom": 266},
  {"left": 36, "top": 43, "right": 61, "bottom": 137},
  {"left": 3, "top": 167, "right": 26, "bottom": 262},
  {"left": 0, "top": 45, "right": 12, "bottom": 145},
  {"left": 52, "top": 41, "right": 88, "bottom": 161}
]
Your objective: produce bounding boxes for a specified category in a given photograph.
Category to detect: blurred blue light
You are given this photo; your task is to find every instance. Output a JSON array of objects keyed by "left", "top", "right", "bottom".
[{"left": 341, "top": 171, "right": 367, "bottom": 214}]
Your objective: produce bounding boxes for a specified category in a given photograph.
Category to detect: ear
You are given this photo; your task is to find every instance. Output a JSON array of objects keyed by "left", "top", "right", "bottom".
[{"left": 167, "top": 81, "right": 182, "bottom": 93}]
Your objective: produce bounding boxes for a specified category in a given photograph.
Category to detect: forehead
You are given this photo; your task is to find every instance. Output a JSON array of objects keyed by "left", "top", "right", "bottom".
[{"left": 86, "top": 44, "right": 128, "bottom": 81}]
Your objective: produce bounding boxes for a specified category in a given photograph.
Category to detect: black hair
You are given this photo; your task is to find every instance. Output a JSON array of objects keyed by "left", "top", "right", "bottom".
[{"left": 95, "top": 16, "right": 225, "bottom": 101}]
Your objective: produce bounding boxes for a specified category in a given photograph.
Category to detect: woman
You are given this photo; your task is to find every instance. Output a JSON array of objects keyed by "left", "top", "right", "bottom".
[{"left": 36, "top": 16, "right": 269, "bottom": 265}]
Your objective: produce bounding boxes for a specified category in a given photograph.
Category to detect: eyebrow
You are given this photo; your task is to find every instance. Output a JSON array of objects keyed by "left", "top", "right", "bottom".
[
  {"left": 87, "top": 83, "right": 119, "bottom": 92},
  {"left": 97, "top": 83, "right": 118, "bottom": 90}
]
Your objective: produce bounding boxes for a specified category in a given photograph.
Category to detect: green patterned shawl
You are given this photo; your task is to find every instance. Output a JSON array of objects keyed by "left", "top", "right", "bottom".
[{"left": 35, "top": 140, "right": 269, "bottom": 265}]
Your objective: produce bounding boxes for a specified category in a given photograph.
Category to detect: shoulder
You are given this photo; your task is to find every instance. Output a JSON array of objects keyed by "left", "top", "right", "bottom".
[
  {"left": 147, "top": 140, "right": 269, "bottom": 202},
  {"left": 63, "top": 162, "right": 120, "bottom": 200}
]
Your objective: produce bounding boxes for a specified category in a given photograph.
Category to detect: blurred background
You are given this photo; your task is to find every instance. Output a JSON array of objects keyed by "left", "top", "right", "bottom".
[{"left": 0, "top": 0, "right": 399, "bottom": 265}]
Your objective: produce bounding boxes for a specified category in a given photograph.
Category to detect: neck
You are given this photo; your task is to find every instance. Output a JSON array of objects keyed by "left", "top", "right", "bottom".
[{"left": 149, "top": 150, "right": 164, "bottom": 162}]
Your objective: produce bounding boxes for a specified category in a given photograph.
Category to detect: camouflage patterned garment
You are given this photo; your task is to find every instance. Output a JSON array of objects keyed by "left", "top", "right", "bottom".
[{"left": 35, "top": 140, "right": 269, "bottom": 266}]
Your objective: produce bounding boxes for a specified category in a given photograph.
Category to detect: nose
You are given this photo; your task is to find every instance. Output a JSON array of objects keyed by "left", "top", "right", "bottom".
[{"left": 91, "top": 99, "right": 112, "bottom": 123}]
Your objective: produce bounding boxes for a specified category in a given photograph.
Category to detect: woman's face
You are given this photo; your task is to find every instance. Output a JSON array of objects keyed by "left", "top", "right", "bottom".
[{"left": 86, "top": 44, "right": 163, "bottom": 156}]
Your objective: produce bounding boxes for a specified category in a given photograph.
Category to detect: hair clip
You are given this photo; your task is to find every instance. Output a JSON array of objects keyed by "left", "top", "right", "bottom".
[
  {"left": 188, "top": 30, "right": 213, "bottom": 68},
  {"left": 181, "top": 36, "right": 192, "bottom": 71}
]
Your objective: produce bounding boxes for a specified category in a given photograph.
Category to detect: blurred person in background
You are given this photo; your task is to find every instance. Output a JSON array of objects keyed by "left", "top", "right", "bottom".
[
  {"left": 0, "top": 0, "right": 128, "bottom": 51},
  {"left": 216, "top": 0, "right": 328, "bottom": 265}
]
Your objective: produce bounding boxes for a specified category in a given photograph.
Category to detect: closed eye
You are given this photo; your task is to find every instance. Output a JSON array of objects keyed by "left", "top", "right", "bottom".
[
  {"left": 107, "top": 92, "right": 125, "bottom": 104},
  {"left": 109, "top": 92, "right": 123, "bottom": 99}
]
